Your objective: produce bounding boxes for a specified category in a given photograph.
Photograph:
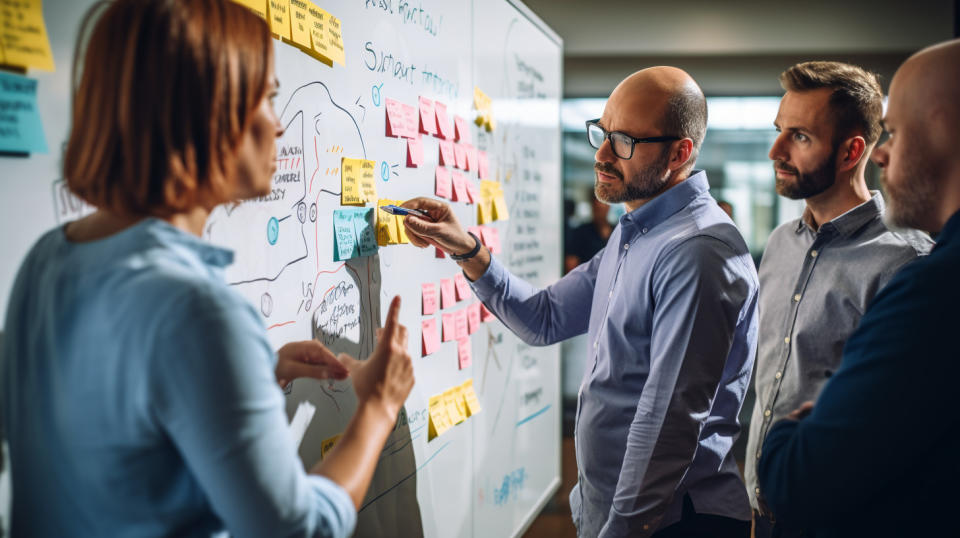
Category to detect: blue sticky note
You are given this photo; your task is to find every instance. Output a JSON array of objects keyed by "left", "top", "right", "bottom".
[
  {"left": 333, "top": 210, "right": 358, "bottom": 261},
  {"left": 353, "top": 208, "right": 378, "bottom": 257},
  {"left": 0, "top": 71, "right": 48, "bottom": 154}
]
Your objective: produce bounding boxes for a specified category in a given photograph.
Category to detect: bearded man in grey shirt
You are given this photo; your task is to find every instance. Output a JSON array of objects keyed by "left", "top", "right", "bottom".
[{"left": 744, "top": 61, "right": 932, "bottom": 538}]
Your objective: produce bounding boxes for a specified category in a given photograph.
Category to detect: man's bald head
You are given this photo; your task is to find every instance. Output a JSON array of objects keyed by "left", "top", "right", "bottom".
[
  {"left": 608, "top": 67, "right": 707, "bottom": 163},
  {"left": 873, "top": 38, "right": 960, "bottom": 234}
]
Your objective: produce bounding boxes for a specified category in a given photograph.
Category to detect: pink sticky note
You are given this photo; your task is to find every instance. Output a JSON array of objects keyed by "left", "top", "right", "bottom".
[
  {"left": 480, "top": 303, "right": 495, "bottom": 322},
  {"left": 482, "top": 227, "right": 501, "bottom": 254},
  {"left": 454, "top": 309, "right": 469, "bottom": 338},
  {"left": 438, "top": 139, "right": 454, "bottom": 166},
  {"left": 435, "top": 166, "right": 452, "bottom": 199},
  {"left": 465, "top": 145, "right": 478, "bottom": 171},
  {"left": 422, "top": 282, "right": 438, "bottom": 315},
  {"left": 435, "top": 101, "right": 452, "bottom": 139},
  {"left": 454, "top": 273, "right": 471, "bottom": 301},
  {"left": 467, "top": 302, "right": 481, "bottom": 334},
  {"left": 385, "top": 98, "right": 404, "bottom": 138},
  {"left": 422, "top": 318, "right": 440, "bottom": 356},
  {"left": 451, "top": 171, "right": 468, "bottom": 202},
  {"left": 457, "top": 337, "right": 472, "bottom": 369},
  {"left": 406, "top": 136, "right": 424, "bottom": 167},
  {"left": 478, "top": 151, "right": 490, "bottom": 179},
  {"left": 442, "top": 312, "right": 456, "bottom": 342},
  {"left": 468, "top": 225, "right": 484, "bottom": 239},
  {"left": 402, "top": 103, "right": 419, "bottom": 139},
  {"left": 435, "top": 246, "right": 446, "bottom": 258},
  {"left": 440, "top": 278, "right": 455, "bottom": 309},
  {"left": 454, "top": 115, "right": 470, "bottom": 143},
  {"left": 453, "top": 143, "right": 467, "bottom": 170},
  {"left": 419, "top": 96, "right": 437, "bottom": 135},
  {"left": 465, "top": 180, "right": 480, "bottom": 204}
]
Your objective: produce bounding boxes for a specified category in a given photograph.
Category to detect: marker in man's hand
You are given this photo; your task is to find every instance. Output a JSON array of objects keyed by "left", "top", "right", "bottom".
[{"left": 381, "top": 204, "right": 436, "bottom": 222}]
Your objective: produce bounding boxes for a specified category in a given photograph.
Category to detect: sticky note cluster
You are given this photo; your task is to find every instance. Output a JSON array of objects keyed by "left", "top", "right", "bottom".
[
  {"left": 477, "top": 180, "right": 509, "bottom": 223},
  {"left": 341, "top": 158, "right": 377, "bottom": 205},
  {"left": 376, "top": 199, "right": 410, "bottom": 246},
  {"left": 236, "top": 0, "right": 344, "bottom": 66},
  {"left": 333, "top": 208, "right": 377, "bottom": 261},
  {"left": 428, "top": 379, "right": 482, "bottom": 440},
  {"left": 0, "top": 0, "right": 55, "bottom": 71},
  {"left": 473, "top": 87, "right": 495, "bottom": 132}
]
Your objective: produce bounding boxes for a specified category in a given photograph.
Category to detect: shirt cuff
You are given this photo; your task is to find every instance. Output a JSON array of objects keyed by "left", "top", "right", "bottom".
[
  {"left": 467, "top": 255, "right": 506, "bottom": 298},
  {"left": 307, "top": 474, "right": 357, "bottom": 538}
]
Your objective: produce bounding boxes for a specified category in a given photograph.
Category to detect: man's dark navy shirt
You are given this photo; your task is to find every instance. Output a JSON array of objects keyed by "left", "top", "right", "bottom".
[{"left": 758, "top": 210, "right": 960, "bottom": 537}]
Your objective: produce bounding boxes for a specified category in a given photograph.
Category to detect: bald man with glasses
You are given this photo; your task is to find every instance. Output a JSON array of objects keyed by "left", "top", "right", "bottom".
[{"left": 400, "top": 67, "right": 757, "bottom": 538}]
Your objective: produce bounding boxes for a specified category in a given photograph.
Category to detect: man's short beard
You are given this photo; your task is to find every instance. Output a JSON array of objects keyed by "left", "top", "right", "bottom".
[
  {"left": 595, "top": 148, "right": 672, "bottom": 205},
  {"left": 774, "top": 147, "right": 838, "bottom": 200},
  {"left": 882, "top": 146, "right": 942, "bottom": 233}
]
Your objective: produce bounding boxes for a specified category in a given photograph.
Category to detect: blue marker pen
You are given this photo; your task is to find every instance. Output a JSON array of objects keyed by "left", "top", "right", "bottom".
[{"left": 381, "top": 204, "right": 436, "bottom": 221}]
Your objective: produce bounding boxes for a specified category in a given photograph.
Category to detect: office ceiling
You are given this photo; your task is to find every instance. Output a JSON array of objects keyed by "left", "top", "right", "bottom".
[{"left": 522, "top": 0, "right": 956, "bottom": 96}]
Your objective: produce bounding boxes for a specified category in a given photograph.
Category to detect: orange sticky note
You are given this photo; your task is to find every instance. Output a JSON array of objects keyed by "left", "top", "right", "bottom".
[
  {"left": 478, "top": 151, "right": 490, "bottom": 179},
  {"left": 467, "top": 302, "right": 481, "bottom": 335},
  {"left": 422, "top": 282, "right": 438, "bottom": 315},
  {"left": 454, "top": 273, "right": 471, "bottom": 301},
  {"left": 453, "top": 143, "right": 467, "bottom": 170},
  {"left": 421, "top": 318, "right": 440, "bottom": 356},
  {"left": 454, "top": 116, "right": 470, "bottom": 143},
  {"left": 457, "top": 337, "right": 472, "bottom": 369},
  {"left": 419, "top": 96, "right": 437, "bottom": 135},
  {"left": 435, "top": 101, "right": 452, "bottom": 139},
  {"left": 451, "top": 171, "right": 469, "bottom": 203},
  {"left": 442, "top": 312, "right": 456, "bottom": 342},
  {"left": 438, "top": 139, "right": 454, "bottom": 166},
  {"left": 440, "top": 278, "right": 455, "bottom": 309},
  {"left": 267, "top": 0, "right": 291, "bottom": 40},
  {"left": 406, "top": 136, "right": 424, "bottom": 167},
  {"left": 435, "top": 166, "right": 452, "bottom": 199},
  {"left": 454, "top": 308, "right": 468, "bottom": 339}
]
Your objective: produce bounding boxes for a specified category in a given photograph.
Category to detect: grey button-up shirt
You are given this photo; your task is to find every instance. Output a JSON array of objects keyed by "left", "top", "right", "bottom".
[{"left": 745, "top": 192, "right": 932, "bottom": 512}]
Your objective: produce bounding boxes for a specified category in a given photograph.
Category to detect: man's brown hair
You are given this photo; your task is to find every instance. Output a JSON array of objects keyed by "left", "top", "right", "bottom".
[
  {"left": 64, "top": 0, "right": 273, "bottom": 216},
  {"left": 779, "top": 61, "right": 883, "bottom": 145}
]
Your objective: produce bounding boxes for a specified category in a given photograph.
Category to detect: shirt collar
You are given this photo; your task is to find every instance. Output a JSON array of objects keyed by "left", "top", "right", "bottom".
[
  {"left": 143, "top": 218, "right": 235, "bottom": 268},
  {"left": 796, "top": 191, "right": 885, "bottom": 238},
  {"left": 619, "top": 170, "right": 710, "bottom": 231}
]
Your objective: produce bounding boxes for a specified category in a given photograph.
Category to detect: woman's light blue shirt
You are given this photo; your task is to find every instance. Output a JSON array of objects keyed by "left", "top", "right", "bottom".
[{"left": 2, "top": 218, "right": 355, "bottom": 537}]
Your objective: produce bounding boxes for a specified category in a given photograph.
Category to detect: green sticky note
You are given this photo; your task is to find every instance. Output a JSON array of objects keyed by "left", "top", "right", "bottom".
[
  {"left": 333, "top": 210, "right": 358, "bottom": 261},
  {"left": 353, "top": 208, "right": 378, "bottom": 257},
  {"left": 0, "top": 71, "right": 48, "bottom": 153}
]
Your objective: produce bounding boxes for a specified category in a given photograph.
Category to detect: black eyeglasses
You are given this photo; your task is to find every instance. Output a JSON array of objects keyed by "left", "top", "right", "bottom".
[{"left": 585, "top": 119, "right": 680, "bottom": 160}]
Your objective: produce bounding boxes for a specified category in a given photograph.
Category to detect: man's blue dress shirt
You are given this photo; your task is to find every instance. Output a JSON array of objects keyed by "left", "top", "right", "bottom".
[
  {"left": 2, "top": 219, "right": 355, "bottom": 537},
  {"left": 471, "top": 171, "right": 758, "bottom": 537},
  {"left": 759, "top": 210, "right": 960, "bottom": 537}
]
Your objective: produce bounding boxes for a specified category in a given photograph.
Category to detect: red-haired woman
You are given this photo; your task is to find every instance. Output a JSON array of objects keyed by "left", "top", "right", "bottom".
[{"left": 1, "top": 1, "right": 413, "bottom": 536}]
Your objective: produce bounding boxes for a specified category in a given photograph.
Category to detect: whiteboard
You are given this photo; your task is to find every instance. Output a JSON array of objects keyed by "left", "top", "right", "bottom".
[{"left": 0, "top": 1, "right": 562, "bottom": 536}]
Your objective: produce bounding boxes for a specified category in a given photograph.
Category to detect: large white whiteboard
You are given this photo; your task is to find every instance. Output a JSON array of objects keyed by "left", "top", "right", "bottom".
[{"left": 0, "top": 1, "right": 562, "bottom": 536}]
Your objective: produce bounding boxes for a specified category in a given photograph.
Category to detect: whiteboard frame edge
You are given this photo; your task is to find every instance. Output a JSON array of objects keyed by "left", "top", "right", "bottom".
[
  {"left": 505, "top": 0, "right": 564, "bottom": 47},
  {"left": 511, "top": 476, "right": 562, "bottom": 538}
]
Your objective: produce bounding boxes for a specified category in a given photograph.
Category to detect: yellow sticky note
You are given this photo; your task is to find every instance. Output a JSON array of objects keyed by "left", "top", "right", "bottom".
[
  {"left": 477, "top": 198, "right": 492, "bottom": 225},
  {"left": 1, "top": 0, "right": 55, "bottom": 71},
  {"left": 396, "top": 215, "right": 410, "bottom": 243},
  {"left": 267, "top": 0, "right": 291, "bottom": 40},
  {"left": 305, "top": 4, "right": 333, "bottom": 66},
  {"left": 377, "top": 199, "right": 399, "bottom": 245},
  {"left": 324, "top": 12, "right": 346, "bottom": 66},
  {"left": 492, "top": 192, "right": 509, "bottom": 221},
  {"left": 232, "top": 0, "right": 267, "bottom": 19},
  {"left": 320, "top": 433, "right": 342, "bottom": 459},
  {"left": 443, "top": 388, "right": 465, "bottom": 425},
  {"left": 358, "top": 159, "right": 377, "bottom": 202},
  {"left": 453, "top": 386, "right": 469, "bottom": 422},
  {"left": 287, "top": 0, "right": 312, "bottom": 49},
  {"left": 341, "top": 158, "right": 363, "bottom": 206},
  {"left": 428, "top": 394, "right": 452, "bottom": 439},
  {"left": 461, "top": 379, "right": 482, "bottom": 416}
]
